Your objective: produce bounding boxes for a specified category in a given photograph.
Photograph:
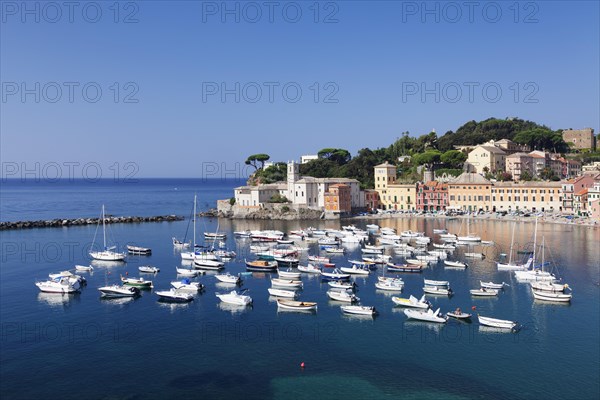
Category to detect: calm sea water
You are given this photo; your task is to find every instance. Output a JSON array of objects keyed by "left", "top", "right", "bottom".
[{"left": 1, "top": 179, "right": 599, "bottom": 399}]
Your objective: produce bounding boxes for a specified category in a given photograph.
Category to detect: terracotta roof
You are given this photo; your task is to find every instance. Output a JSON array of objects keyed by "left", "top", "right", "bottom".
[{"left": 574, "top": 188, "right": 588, "bottom": 196}]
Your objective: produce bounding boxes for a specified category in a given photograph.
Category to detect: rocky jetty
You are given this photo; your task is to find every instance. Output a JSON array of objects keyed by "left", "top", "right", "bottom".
[{"left": 0, "top": 215, "right": 184, "bottom": 231}]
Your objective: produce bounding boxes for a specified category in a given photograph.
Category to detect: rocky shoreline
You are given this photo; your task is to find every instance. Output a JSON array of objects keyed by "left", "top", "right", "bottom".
[{"left": 0, "top": 215, "right": 184, "bottom": 231}]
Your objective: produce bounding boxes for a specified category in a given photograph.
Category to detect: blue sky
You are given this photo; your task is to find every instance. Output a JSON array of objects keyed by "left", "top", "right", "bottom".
[{"left": 1, "top": 1, "right": 598, "bottom": 178}]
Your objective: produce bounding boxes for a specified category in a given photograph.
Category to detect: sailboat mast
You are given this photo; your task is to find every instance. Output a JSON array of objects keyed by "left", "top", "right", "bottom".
[
  {"left": 193, "top": 195, "right": 197, "bottom": 248},
  {"left": 102, "top": 204, "right": 107, "bottom": 250},
  {"left": 508, "top": 222, "right": 515, "bottom": 265},
  {"left": 532, "top": 217, "right": 538, "bottom": 269}
]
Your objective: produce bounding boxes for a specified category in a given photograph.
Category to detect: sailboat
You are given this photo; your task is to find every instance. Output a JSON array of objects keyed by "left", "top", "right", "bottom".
[
  {"left": 515, "top": 233, "right": 556, "bottom": 282},
  {"left": 181, "top": 195, "right": 199, "bottom": 261},
  {"left": 458, "top": 216, "right": 481, "bottom": 242},
  {"left": 89, "top": 205, "right": 126, "bottom": 261},
  {"left": 497, "top": 222, "right": 532, "bottom": 271}
]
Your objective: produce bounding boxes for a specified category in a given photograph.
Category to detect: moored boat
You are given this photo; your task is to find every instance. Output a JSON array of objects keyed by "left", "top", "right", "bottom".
[
  {"left": 480, "top": 281, "right": 507, "bottom": 290},
  {"left": 478, "top": 315, "right": 517, "bottom": 330},
  {"left": 216, "top": 290, "right": 252, "bottom": 305},
  {"left": 444, "top": 260, "right": 468, "bottom": 269},
  {"left": 532, "top": 289, "right": 572, "bottom": 302},
  {"left": 391, "top": 295, "right": 430, "bottom": 309},
  {"left": 404, "top": 308, "right": 447, "bottom": 323},
  {"left": 127, "top": 245, "right": 152, "bottom": 255},
  {"left": 156, "top": 289, "right": 194, "bottom": 302},
  {"left": 138, "top": 265, "right": 160, "bottom": 273},
  {"left": 215, "top": 273, "right": 241, "bottom": 284},
  {"left": 298, "top": 264, "right": 322, "bottom": 274},
  {"left": 98, "top": 284, "right": 139, "bottom": 297},
  {"left": 120, "top": 275, "right": 153, "bottom": 288},
  {"left": 171, "top": 279, "right": 203, "bottom": 291},
  {"left": 268, "top": 288, "right": 297, "bottom": 298},
  {"left": 271, "top": 278, "right": 303, "bottom": 288},
  {"left": 276, "top": 299, "right": 317, "bottom": 311},
  {"left": 327, "top": 289, "right": 359, "bottom": 303},
  {"left": 387, "top": 262, "right": 422, "bottom": 273},
  {"left": 423, "top": 286, "right": 452, "bottom": 296},
  {"left": 245, "top": 259, "right": 278, "bottom": 272},
  {"left": 278, "top": 269, "right": 302, "bottom": 279},
  {"left": 470, "top": 288, "right": 499, "bottom": 297},
  {"left": 341, "top": 305, "right": 377, "bottom": 316}
]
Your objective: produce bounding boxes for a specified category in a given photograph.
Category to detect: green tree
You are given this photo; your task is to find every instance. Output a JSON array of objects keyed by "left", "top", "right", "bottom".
[
  {"left": 245, "top": 154, "right": 270, "bottom": 170},
  {"left": 440, "top": 150, "right": 467, "bottom": 168},
  {"left": 318, "top": 148, "right": 351, "bottom": 165},
  {"left": 413, "top": 150, "right": 442, "bottom": 167}
]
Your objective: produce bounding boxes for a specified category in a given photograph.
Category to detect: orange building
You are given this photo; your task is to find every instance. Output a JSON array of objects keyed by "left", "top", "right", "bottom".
[
  {"left": 364, "top": 189, "right": 380, "bottom": 212},
  {"left": 325, "top": 184, "right": 352, "bottom": 213}
]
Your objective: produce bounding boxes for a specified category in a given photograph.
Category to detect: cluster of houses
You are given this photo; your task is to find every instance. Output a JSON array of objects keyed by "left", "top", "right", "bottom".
[
  {"left": 232, "top": 128, "right": 599, "bottom": 219},
  {"left": 368, "top": 162, "right": 600, "bottom": 219}
]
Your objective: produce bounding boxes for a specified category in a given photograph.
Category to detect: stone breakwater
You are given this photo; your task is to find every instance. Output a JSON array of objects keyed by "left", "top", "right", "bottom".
[{"left": 0, "top": 215, "right": 184, "bottom": 231}]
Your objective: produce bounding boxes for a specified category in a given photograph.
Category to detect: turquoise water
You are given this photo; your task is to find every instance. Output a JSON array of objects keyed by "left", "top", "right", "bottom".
[{"left": 1, "top": 180, "right": 599, "bottom": 399}]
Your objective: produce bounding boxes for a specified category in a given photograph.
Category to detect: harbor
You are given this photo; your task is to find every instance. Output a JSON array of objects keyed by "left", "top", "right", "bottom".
[{"left": 1, "top": 179, "right": 598, "bottom": 399}]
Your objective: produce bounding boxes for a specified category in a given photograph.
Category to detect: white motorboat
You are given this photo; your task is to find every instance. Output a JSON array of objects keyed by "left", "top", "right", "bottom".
[
  {"left": 234, "top": 230, "right": 252, "bottom": 238},
  {"left": 120, "top": 276, "right": 153, "bottom": 288},
  {"left": 327, "top": 289, "right": 359, "bottom": 303},
  {"left": 278, "top": 269, "right": 302, "bottom": 279},
  {"left": 172, "top": 237, "right": 191, "bottom": 248},
  {"left": 530, "top": 281, "right": 569, "bottom": 293},
  {"left": 480, "top": 281, "right": 507, "bottom": 290},
  {"left": 433, "top": 243, "right": 455, "bottom": 250},
  {"left": 75, "top": 265, "right": 94, "bottom": 272},
  {"left": 297, "top": 264, "right": 322, "bottom": 274},
  {"left": 424, "top": 279, "right": 449, "bottom": 287},
  {"left": 478, "top": 315, "right": 517, "bottom": 329},
  {"left": 470, "top": 288, "right": 499, "bottom": 296},
  {"left": 216, "top": 290, "right": 252, "bottom": 306},
  {"left": 532, "top": 289, "right": 572, "bottom": 302},
  {"left": 375, "top": 280, "right": 404, "bottom": 291},
  {"left": 340, "top": 265, "right": 370, "bottom": 275},
  {"left": 423, "top": 286, "right": 452, "bottom": 296},
  {"left": 391, "top": 295, "right": 430, "bottom": 309},
  {"left": 464, "top": 252, "right": 485, "bottom": 259},
  {"left": 194, "top": 258, "right": 225, "bottom": 270},
  {"left": 433, "top": 229, "right": 448, "bottom": 234},
  {"left": 127, "top": 245, "right": 152, "bottom": 255},
  {"left": 89, "top": 205, "right": 127, "bottom": 261},
  {"left": 268, "top": 288, "right": 297, "bottom": 298},
  {"left": 321, "top": 269, "right": 350, "bottom": 280},
  {"left": 325, "top": 248, "right": 344, "bottom": 254},
  {"left": 156, "top": 289, "right": 194, "bottom": 302},
  {"left": 444, "top": 260, "right": 468, "bottom": 269},
  {"left": 404, "top": 308, "right": 447, "bottom": 323},
  {"left": 401, "top": 230, "right": 423, "bottom": 238},
  {"left": 215, "top": 273, "right": 241, "bottom": 284},
  {"left": 271, "top": 278, "right": 303, "bottom": 288},
  {"left": 341, "top": 305, "right": 377, "bottom": 316},
  {"left": 176, "top": 267, "right": 198, "bottom": 276},
  {"left": 308, "top": 255, "right": 329, "bottom": 264},
  {"left": 171, "top": 279, "right": 203, "bottom": 291},
  {"left": 205, "top": 232, "right": 227, "bottom": 240},
  {"left": 328, "top": 281, "right": 356, "bottom": 290},
  {"left": 361, "top": 248, "right": 383, "bottom": 255},
  {"left": 138, "top": 265, "right": 160, "bottom": 273},
  {"left": 276, "top": 299, "right": 317, "bottom": 311},
  {"left": 36, "top": 278, "right": 79, "bottom": 293},
  {"left": 98, "top": 284, "right": 139, "bottom": 297}
]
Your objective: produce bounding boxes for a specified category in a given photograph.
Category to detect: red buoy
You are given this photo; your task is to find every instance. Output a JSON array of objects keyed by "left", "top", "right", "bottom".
[{"left": 300, "top": 362, "right": 305, "bottom": 368}]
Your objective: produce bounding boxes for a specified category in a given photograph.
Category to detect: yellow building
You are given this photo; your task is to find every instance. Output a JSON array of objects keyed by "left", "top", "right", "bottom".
[
  {"left": 466, "top": 145, "right": 506, "bottom": 174},
  {"left": 374, "top": 163, "right": 416, "bottom": 211},
  {"left": 448, "top": 172, "right": 492, "bottom": 212},
  {"left": 491, "top": 181, "right": 563, "bottom": 212}
]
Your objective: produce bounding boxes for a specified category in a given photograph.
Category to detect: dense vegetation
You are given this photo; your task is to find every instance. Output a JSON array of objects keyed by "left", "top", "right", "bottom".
[{"left": 245, "top": 117, "right": 589, "bottom": 188}]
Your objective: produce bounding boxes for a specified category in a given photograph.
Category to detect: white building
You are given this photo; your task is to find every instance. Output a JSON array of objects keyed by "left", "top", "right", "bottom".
[
  {"left": 300, "top": 155, "right": 319, "bottom": 164},
  {"left": 234, "top": 161, "right": 365, "bottom": 210},
  {"left": 287, "top": 161, "right": 364, "bottom": 209}
]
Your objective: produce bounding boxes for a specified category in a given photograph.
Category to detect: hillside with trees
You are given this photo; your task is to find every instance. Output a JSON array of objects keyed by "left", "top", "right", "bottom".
[{"left": 244, "top": 117, "right": 573, "bottom": 188}]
